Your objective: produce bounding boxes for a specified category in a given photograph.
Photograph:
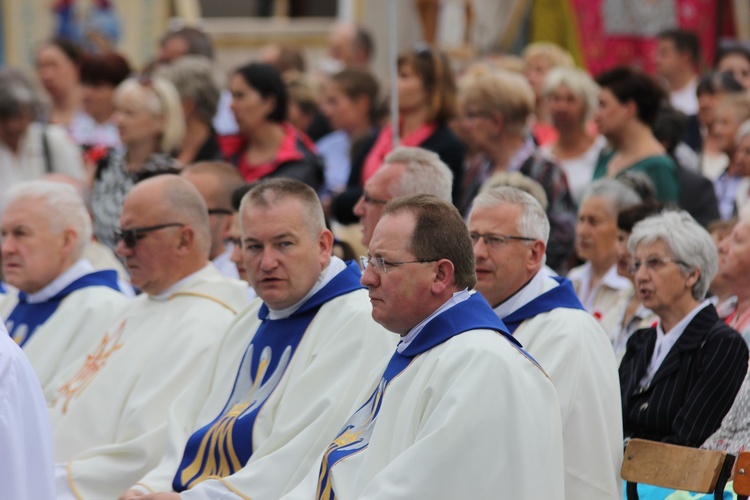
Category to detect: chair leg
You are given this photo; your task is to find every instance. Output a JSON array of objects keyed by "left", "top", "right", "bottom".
[
  {"left": 714, "top": 454, "right": 735, "bottom": 500},
  {"left": 626, "top": 481, "right": 639, "bottom": 500}
]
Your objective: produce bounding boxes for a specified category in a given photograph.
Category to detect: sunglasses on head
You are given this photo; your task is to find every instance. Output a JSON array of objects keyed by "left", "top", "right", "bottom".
[{"left": 114, "top": 223, "right": 185, "bottom": 249}]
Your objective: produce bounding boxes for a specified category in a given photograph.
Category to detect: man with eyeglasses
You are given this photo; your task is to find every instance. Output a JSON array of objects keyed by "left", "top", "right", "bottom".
[
  {"left": 119, "top": 178, "right": 393, "bottom": 500},
  {"left": 468, "top": 186, "right": 623, "bottom": 500},
  {"left": 353, "top": 146, "right": 452, "bottom": 248},
  {"left": 181, "top": 161, "right": 247, "bottom": 280},
  {"left": 49, "top": 175, "right": 247, "bottom": 500},
  {"left": 0, "top": 180, "right": 128, "bottom": 392},
  {"left": 284, "top": 194, "right": 564, "bottom": 500}
]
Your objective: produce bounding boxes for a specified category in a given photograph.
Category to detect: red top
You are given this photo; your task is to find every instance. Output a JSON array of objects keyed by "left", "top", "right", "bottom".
[
  {"left": 218, "top": 123, "right": 318, "bottom": 183},
  {"left": 361, "top": 121, "right": 437, "bottom": 185}
]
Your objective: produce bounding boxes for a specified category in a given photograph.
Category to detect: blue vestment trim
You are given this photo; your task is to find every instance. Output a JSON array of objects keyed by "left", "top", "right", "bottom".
[
  {"left": 501, "top": 277, "right": 585, "bottom": 334},
  {"left": 172, "top": 261, "right": 364, "bottom": 492},
  {"left": 315, "top": 292, "right": 521, "bottom": 500},
  {"left": 6, "top": 270, "right": 120, "bottom": 347}
]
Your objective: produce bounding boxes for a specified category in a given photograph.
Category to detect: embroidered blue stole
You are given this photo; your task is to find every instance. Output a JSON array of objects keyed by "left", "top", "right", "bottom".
[
  {"left": 501, "top": 277, "right": 585, "bottom": 334},
  {"left": 315, "top": 292, "right": 519, "bottom": 500},
  {"left": 172, "top": 261, "right": 364, "bottom": 492},
  {"left": 5, "top": 270, "right": 120, "bottom": 347},
  {"left": 0, "top": 282, "right": 5, "bottom": 294}
]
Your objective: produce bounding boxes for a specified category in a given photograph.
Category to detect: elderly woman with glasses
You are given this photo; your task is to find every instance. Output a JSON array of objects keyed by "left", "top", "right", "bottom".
[{"left": 619, "top": 210, "right": 748, "bottom": 447}]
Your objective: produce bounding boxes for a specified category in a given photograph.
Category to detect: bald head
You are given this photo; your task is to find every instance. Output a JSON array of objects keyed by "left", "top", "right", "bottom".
[{"left": 117, "top": 175, "right": 212, "bottom": 294}]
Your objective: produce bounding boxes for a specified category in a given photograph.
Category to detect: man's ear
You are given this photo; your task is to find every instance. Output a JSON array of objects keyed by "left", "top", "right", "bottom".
[
  {"left": 431, "top": 259, "right": 455, "bottom": 295},
  {"left": 527, "top": 240, "right": 546, "bottom": 271},
  {"left": 177, "top": 226, "right": 195, "bottom": 254}
]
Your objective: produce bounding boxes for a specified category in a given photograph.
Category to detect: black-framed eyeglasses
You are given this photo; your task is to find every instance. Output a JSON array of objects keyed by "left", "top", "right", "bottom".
[
  {"left": 361, "top": 192, "right": 389, "bottom": 206},
  {"left": 360, "top": 256, "right": 437, "bottom": 274},
  {"left": 469, "top": 232, "right": 535, "bottom": 250},
  {"left": 208, "top": 208, "right": 233, "bottom": 216},
  {"left": 114, "top": 223, "right": 185, "bottom": 249},
  {"left": 628, "top": 257, "right": 688, "bottom": 275}
]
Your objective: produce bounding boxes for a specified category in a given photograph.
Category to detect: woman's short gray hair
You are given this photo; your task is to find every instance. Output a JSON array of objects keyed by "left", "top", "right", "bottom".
[
  {"left": 582, "top": 178, "right": 642, "bottom": 217},
  {"left": 471, "top": 186, "right": 550, "bottom": 243},
  {"left": 542, "top": 66, "right": 600, "bottom": 124},
  {"left": 154, "top": 56, "right": 222, "bottom": 125},
  {"left": 6, "top": 180, "right": 92, "bottom": 259},
  {"left": 627, "top": 210, "right": 717, "bottom": 300}
]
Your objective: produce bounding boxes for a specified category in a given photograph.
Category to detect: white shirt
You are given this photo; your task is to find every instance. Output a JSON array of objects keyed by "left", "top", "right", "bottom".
[
  {"left": 572, "top": 262, "right": 632, "bottom": 313},
  {"left": 640, "top": 299, "right": 712, "bottom": 388},
  {"left": 669, "top": 77, "right": 699, "bottom": 116},
  {"left": 397, "top": 288, "right": 472, "bottom": 353}
]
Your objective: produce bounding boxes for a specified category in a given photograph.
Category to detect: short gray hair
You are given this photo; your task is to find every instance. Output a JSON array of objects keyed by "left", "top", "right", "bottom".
[
  {"left": 471, "top": 186, "right": 550, "bottom": 243},
  {"left": 542, "top": 66, "right": 600, "bottom": 124},
  {"left": 384, "top": 147, "right": 453, "bottom": 202},
  {"left": 582, "top": 178, "right": 642, "bottom": 217},
  {"left": 155, "top": 55, "right": 222, "bottom": 125},
  {"left": 628, "top": 210, "right": 717, "bottom": 300},
  {"left": 478, "top": 171, "right": 548, "bottom": 210},
  {"left": 736, "top": 119, "right": 750, "bottom": 145},
  {"left": 6, "top": 180, "right": 92, "bottom": 259},
  {"left": 158, "top": 175, "right": 211, "bottom": 256},
  {"left": 239, "top": 178, "right": 326, "bottom": 237}
]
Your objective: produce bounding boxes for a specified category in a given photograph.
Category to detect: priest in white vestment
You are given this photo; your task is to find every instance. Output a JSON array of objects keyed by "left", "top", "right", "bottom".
[
  {"left": 0, "top": 181, "right": 129, "bottom": 391},
  {"left": 49, "top": 176, "right": 247, "bottom": 499},
  {"left": 285, "top": 195, "right": 564, "bottom": 500},
  {"left": 120, "top": 178, "right": 395, "bottom": 500},
  {"left": 469, "top": 186, "right": 623, "bottom": 500},
  {"left": 0, "top": 320, "right": 55, "bottom": 499}
]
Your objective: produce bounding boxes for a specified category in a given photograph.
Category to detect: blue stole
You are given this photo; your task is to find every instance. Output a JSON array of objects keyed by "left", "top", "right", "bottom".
[
  {"left": 501, "top": 276, "right": 585, "bottom": 334},
  {"left": 172, "top": 261, "right": 364, "bottom": 492},
  {"left": 315, "top": 292, "right": 521, "bottom": 500},
  {"left": 6, "top": 270, "right": 120, "bottom": 347},
  {"left": 0, "top": 281, "right": 5, "bottom": 294}
]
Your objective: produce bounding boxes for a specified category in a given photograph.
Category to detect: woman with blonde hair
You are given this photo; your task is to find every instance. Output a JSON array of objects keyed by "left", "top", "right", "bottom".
[{"left": 90, "top": 76, "right": 184, "bottom": 250}]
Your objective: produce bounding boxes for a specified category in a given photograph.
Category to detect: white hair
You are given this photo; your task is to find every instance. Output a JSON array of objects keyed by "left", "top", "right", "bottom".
[
  {"left": 384, "top": 147, "right": 453, "bottom": 202},
  {"left": 628, "top": 210, "right": 717, "bottom": 300},
  {"left": 6, "top": 180, "right": 92, "bottom": 258},
  {"left": 582, "top": 178, "right": 642, "bottom": 217},
  {"left": 471, "top": 186, "right": 550, "bottom": 243},
  {"left": 542, "top": 66, "right": 600, "bottom": 124}
]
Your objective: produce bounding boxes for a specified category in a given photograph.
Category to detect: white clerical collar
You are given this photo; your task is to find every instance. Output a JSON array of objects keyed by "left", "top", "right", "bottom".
[
  {"left": 24, "top": 258, "right": 94, "bottom": 304},
  {"left": 149, "top": 264, "right": 212, "bottom": 301},
  {"left": 397, "top": 288, "right": 473, "bottom": 354},
  {"left": 267, "top": 256, "right": 347, "bottom": 320},
  {"left": 493, "top": 269, "right": 558, "bottom": 318},
  {"left": 639, "top": 299, "right": 712, "bottom": 388}
]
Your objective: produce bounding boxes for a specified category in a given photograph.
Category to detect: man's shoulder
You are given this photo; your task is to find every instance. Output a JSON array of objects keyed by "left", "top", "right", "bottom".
[
  {"left": 169, "top": 268, "right": 248, "bottom": 315},
  {"left": 520, "top": 307, "right": 607, "bottom": 343}
]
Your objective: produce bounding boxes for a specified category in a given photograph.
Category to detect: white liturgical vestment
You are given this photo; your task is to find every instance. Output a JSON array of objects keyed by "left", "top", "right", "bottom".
[{"left": 50, "top": 264, "right": 247, "bottom": 499}]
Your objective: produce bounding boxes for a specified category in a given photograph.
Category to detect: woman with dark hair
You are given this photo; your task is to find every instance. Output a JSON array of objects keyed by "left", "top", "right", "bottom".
[
  {"left": 72, "top": 51, "right": 132, "bottom": 151},
  {"left": 218, "top": 62, "right": 324, "bottom": 192},
  {"left": 593, "top": 66, "right": 680, "bottom": 203},
  {"left": 360, "top": 45, "right": 465, "bottom": 203},
  {"left": 35, "top": 38, "right": 85, "bottom": 128}
]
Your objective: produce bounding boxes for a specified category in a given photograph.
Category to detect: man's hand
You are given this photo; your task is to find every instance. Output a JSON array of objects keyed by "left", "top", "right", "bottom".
[
  {"left": 118, "top": 490, "right": 145, "bottom": 500},
  {"left": 140, "top": 493, "right": 181, "bottom": 500}
]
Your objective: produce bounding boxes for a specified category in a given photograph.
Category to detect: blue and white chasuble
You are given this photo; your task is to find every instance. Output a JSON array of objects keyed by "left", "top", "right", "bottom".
[
  {"left": 314, "top": 292, "right": 529, "bottom": 500},
  {"left": 173, "top": 261, "right": 364, "bottom": 491},
  {"left": 5, "top": 270, "right": 120, "bottom": 346},
  {"left": 501, "top": 276, "right": 585, "bottom": 334}
]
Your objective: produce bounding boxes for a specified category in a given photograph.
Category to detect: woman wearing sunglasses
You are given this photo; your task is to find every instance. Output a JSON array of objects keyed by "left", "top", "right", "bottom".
[{"left": 619, "top": 210, "right": 748, "bottom": 448}]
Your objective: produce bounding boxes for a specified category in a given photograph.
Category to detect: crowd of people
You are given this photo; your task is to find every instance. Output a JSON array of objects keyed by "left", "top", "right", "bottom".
[{"left": 3, "top": 20, "right": 750, "bottom": 499}]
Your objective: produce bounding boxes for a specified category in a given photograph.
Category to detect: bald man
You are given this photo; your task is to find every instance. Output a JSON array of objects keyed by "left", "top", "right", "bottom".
[
  {"left": 181, "top": 161, "right": 247, "bottom": 280},
  {"left": 49, "top": 175, "right": 247, "bottom": 499}
]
